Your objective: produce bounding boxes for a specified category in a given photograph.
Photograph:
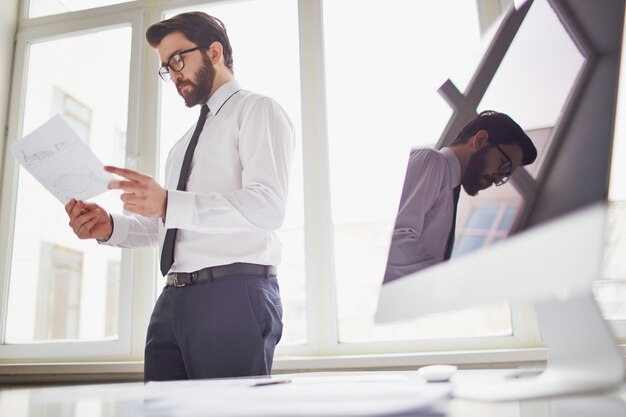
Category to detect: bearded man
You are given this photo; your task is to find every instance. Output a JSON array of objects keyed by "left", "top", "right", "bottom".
[
  {"left": 383, "top": 110, "right": 537, "bottom": 283},
  {"left": 65, "top": 12, "right": 294, "bottom": 381}
]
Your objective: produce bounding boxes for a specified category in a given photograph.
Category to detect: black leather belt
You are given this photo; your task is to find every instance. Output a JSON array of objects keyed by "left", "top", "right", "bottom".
[{"left": 165, "top": 263, "right": 277, "bottom": 287}]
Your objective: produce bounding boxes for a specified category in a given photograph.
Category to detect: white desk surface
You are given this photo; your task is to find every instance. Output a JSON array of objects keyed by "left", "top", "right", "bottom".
[{"left": 0, "top": 369, "right": 624, "bottom": 417}]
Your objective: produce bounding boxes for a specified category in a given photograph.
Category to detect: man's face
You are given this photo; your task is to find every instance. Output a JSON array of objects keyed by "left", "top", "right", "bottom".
[
  {"left": 157, "top": 32, "right": 216, "bottom": 107},
  {"left": 462, "top": 142, "right": 524, "bottom": 196}
]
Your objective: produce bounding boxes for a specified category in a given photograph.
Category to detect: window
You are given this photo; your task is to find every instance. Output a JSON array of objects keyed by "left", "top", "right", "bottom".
[
  {"left": 477, "top": 0, "right": 584, "bottom": 178},
  {"left": 1, "top": 18, "right": 134, "bottom": 358}
]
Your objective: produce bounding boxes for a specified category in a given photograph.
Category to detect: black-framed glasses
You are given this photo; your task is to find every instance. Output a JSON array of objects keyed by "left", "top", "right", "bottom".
[
  {"left": 158, "top": 47, "right": 200, "bottom": 82},
  {"left": 493, "top": 144, "right": 513, "bottom": 186}
]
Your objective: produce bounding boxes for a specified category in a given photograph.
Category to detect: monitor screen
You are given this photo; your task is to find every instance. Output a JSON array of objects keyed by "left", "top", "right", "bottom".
[{"left": 376, "top": 0, "right": 624, "bottom": 323}]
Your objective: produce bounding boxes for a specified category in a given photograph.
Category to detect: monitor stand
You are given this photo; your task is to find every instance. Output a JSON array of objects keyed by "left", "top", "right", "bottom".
[{"left": 453, "top": 290, "right": 625, "bottom": 401}]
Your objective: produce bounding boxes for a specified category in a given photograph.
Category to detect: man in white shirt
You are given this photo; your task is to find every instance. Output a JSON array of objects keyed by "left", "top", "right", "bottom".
[
  {"left": 64, "top": 12, "right": 294, "bottom": 381},
  {"left": 383, "top": 111, "right": 536, "bottom": 283}
]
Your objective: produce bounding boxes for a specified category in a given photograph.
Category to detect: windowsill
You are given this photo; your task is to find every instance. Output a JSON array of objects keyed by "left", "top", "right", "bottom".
[
  {"left": 273, "top": 347, "right": 549, "bottom": 372},
  {"left": 0, "top": 361, "right": 144, "bottom": 385},
  {"left": 1, "top": 345, "right": 625, "bottom": 385}
]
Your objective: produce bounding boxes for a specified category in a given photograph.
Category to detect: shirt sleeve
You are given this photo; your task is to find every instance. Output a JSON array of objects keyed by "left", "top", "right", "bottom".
[
  {"left": 164, "top": 97, "right": 294, "bottom": 233},
  {"left": 383, "top": 149, "right": 447, "bottom": 282},
  {"left": 99, "top": 213, "right": 160, "bottom": 248}
]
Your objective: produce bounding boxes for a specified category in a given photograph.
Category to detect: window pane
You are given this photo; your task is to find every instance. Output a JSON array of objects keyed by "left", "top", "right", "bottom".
[
  {"left": 6, "top": 27, "right": 131, "bottom": 343},
  {"left": 29, "top": 0, "right": 136, "bottom": 18},
  {"left": 465, "top": 207, "right": 499, "bottom": 230},
  {"left": 499, "top": 207, "right": 517, "bottom": 231},
  {"left": 455, "top": 184, "right": 522, "bottom": 247},
  {"left": 598, "top": 20, "right": 626, "bottom": 322},
  {"left": 159, "top": 0, "right": 306, "bottom": 345},
  {"left": 453, "top": 235, "right": 487, "bottom": 257},
  {"left": 478, "top": 0, "right": 585, "bottom": 179},
  {"left": 596, "top": 201, "right": 626, "bottom": 320},
  {"left": 449, "top": 3, "right": 507, "bottom": 93},
  {"left": 324, "top": 0, "right": 515, "bottom": 343}
]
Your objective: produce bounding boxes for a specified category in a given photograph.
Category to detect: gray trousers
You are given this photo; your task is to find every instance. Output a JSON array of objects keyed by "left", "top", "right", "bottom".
[{"left": 144, "top": 275, "right": 283, "bottom": 381}]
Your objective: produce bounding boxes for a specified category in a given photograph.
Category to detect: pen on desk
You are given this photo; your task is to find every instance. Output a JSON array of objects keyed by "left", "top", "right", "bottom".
[{"left": 250, "top": 379, "right": 292, "bottom": 387}]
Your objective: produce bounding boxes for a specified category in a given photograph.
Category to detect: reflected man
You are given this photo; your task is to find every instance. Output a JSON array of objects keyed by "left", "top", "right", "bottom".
[
  {"left": 64, "top": 12, "right": 294, "bottom": 381},
  {"left": 383, "top": 111, "right": 537, "bottom": 283}
]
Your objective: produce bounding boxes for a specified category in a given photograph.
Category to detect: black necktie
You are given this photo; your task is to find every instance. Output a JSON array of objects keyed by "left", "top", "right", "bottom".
[
  {"left": 443, "top": 185, "right": 461, "bottom": 260},
  {"left": 160, "top": 104, "right": 210, "bottom": 276}
]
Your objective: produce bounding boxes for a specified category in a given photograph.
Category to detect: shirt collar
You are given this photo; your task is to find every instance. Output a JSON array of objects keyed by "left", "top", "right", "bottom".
[
  {"left": 206, "top": 80, "right": 241, "bottom": 114},
  {"left": 440, "top": 147, "right": 462, "bottom": 188}
]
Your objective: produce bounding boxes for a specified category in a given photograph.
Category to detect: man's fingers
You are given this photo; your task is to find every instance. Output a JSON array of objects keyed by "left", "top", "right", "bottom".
[
  {"left": 69, "top": 200, "right": 87, "bottom": 219},
  {"left": 72, "top": 208, "right": 99, "bottom": 234},
  {"left": 65, "top": 199, "right": 77, "bottom": 215},
  {"left": 81, "top": 201, "right": 101, "bottom": 211},
  {"left": 105, "top": 166, "right": 147, "bottom": 182},
  {"left": 120, "top": 192, "right": 138, "bottom": 203},
  {"left": 108, "top": 179, "right": 142, "bottom": 192},
  {"left": 78, "top": 213, "right": 101, "bottom": 238}
]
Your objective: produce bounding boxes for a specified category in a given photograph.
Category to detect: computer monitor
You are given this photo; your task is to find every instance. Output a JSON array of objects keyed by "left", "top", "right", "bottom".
[{"left": 375, "top": 0, "right": 625, "bottom": 401}]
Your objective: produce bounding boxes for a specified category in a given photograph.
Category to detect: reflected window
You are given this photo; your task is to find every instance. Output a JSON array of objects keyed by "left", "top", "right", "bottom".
[
  {"left": 478, "top": 0, "right": 585, "bottom": 178},
  {"left": 52, "top": 88, "right": 92, "bottom": 143},
  {"left": 454, "top": 204, "right": 518, "bottom": 257},
  {"left": 595, "top": 201, "right": 626, "bottom": 320},
  {"left": 498, "top": 206, "right": 517, "bottom": 230},
  {"left": 35, "top": 243, "right": 82, "bottom": 340},
  {"left": 465, "top": 207, "right": 499, "bottom": 230},
  {"left": 52, "top": 88, "right": 91, "bottom": 143},
  {"left": 596, "top": 14, "right": 626, "bottom": 322},
  {"left": 105, "top": 260, "right": 120, "bottom": 337},
  {"left": 454, "top": 235, "right": 487, "bottom": 255}
]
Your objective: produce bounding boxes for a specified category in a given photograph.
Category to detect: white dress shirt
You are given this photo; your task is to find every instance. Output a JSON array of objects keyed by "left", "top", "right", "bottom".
[
  {"left": 383, "top": 147, "right": 461, "bottom": 283},
  {"left": 105, "top": 80, "right": 295, "bottom": 274}
]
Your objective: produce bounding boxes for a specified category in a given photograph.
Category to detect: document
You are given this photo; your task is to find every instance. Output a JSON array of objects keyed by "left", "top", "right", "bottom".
[
  {"left": 142, "top": 373, "right": 452, "bottom": 416},
  {"left": 30, "top": 373, "right": 452, "bottom": 417},
  {"left": 10, "top": 114, "right": 114, "bottom": 204}
]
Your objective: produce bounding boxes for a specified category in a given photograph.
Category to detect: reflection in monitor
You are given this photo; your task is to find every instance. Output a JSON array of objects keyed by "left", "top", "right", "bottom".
[{"left": 375, "top": 0, "right": 625, "bottom": 401}]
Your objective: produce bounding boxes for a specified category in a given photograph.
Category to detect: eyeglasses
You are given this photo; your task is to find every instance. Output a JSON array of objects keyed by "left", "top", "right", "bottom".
[
  {"left": 158, "top": 47, "right": 200, "bottom": 82},
  {"left": 493, "top": 144, "right": 513, "bottom": 186}
]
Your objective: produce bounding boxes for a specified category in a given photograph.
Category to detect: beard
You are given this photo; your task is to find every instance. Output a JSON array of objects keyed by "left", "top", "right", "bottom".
[
  {"left": 462, "top": 146, "right": 491, "bottom": 196},
  {"left": 175, "top": 53, "right": 216, "bottom": 108}
]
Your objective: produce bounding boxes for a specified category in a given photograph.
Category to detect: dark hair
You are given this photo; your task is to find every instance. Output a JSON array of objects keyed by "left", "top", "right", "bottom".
[
  {"left": 450, "top": 110, "right": 537, "bottom": 165},
  {"left": 146, "top": 11, "right": 234, "bottom": 72}
]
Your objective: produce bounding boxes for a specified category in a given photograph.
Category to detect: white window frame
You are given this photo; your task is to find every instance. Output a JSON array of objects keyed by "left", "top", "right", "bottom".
[
  {"left": 0, "top": 0, "right": 623, "bottom": 378},
  {"left": 0, "top": 4, "right": 151, "bottom": 360}
]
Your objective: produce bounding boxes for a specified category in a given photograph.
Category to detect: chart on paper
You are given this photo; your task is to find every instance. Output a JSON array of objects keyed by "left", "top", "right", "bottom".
[{"left": 10, "top": 114, "right": 114, "bottom": 204}]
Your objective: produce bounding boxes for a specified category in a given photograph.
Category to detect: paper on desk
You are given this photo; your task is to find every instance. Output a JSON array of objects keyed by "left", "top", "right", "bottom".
[
  {"left": 10, "top": 114, "right": 114, "bottom": 204},
  {"left": 142, "top": 374, "right": 452, "bottom": 417},
  {"left": 29, "top": 375, "right": 450, "bottom": 416}
]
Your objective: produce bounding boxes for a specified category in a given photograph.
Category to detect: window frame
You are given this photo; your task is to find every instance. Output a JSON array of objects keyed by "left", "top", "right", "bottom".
[
  {"left": 0, "top": 0, "right": 623, "bottom": 375},
  {"left": 0, "top": 5, "right": 150, "bottom": 360}
]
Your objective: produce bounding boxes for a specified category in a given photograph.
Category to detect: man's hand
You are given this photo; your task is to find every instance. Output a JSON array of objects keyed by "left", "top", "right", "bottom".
[
  {"left": 65, "top": 199, "right": 112, "bottom": 240},
  {"left": 105, "top": 165, "right": 167, "bottom": 218}
]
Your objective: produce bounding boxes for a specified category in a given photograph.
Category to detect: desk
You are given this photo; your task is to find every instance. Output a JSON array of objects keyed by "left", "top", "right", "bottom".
[{"left": 1, "top": 370, "right": 625, "bottom": 417}]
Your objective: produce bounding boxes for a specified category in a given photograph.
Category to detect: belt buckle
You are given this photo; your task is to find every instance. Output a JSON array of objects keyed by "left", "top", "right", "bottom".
[
  {"left": 172, "top": 274, "right": 187, "bottom": 287},
  {"left": 171, "top": 271, "right": 201, "bottom": 287}
]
